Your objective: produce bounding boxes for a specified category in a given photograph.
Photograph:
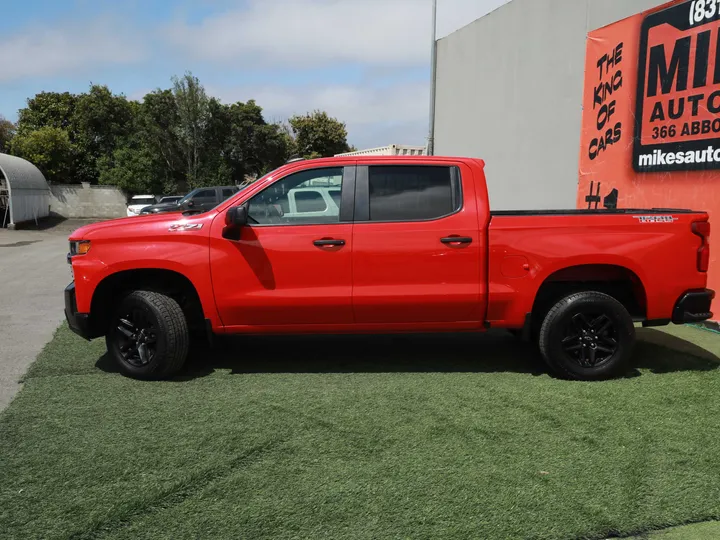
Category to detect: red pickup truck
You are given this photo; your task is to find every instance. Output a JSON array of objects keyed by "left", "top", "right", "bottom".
[{"left": 65, "top": 156, "right": 714, "bottom": 381}]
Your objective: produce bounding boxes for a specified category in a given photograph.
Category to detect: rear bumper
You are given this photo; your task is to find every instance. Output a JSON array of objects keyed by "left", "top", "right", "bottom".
[
  {"left": 64, "top": 283, "right": 94, "bottom": 340},
  {"left": 672, "top": 289, "right": 715, "bottom": 324}
]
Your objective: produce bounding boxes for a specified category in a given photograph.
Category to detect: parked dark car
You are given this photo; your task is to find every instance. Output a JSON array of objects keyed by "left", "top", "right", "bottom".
[
  {"left": 158, "top": 196, "right": 183, "bottom": 204},
  {"left": 140, "top": 186, "right": 241, "bottom": 215}
]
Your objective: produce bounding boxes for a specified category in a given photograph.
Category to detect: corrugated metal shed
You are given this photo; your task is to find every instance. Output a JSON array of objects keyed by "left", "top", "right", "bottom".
[{"left": 0, "top": 153, "right": 51, "bottom": 228}]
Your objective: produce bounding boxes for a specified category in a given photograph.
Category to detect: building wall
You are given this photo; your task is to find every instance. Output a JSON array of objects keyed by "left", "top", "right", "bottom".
[
  {"left": 434, "top": 0, "right": 667, "bottom": 210},
  {"left": 50, "top": 184, "right": 127, "bottom": 219}
]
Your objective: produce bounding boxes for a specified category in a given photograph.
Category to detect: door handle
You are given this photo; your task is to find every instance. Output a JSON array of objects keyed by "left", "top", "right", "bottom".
[
  {"left": 441, "top": 236, "right": 473, "bottom": 245},
  {"left": 313, "top": 239, "right": 346, "bottom": 247}
]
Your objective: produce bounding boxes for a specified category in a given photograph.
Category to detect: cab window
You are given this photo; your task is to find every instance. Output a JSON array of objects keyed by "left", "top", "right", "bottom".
[
  {"left": 247, "top": 167, "right": 343, "bottom": 225},
  {"left": 366, "top": 165, "right": 460, "bottom": 222},
  {"left": 193, "top": 189, "right": 216, "bottom": 201}
]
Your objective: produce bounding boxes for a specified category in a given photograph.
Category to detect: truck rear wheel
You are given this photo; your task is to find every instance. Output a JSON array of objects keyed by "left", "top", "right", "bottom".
[
  {"left": 538, "top": 291, "right": 635, "bottom": 381},
  {"left": 106, "top": 291, "right": 189, "bottom": 380}
]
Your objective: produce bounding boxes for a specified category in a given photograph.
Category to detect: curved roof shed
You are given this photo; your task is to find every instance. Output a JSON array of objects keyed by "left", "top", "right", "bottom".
[{"left": 0, "top": 153, "right": 51, "bottom": 228}]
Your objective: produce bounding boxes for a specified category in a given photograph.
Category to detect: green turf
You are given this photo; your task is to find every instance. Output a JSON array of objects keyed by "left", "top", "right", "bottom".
[
  {"left": 626, "top": 520, "right": 720, "bottom": 539},
  {"left": 2, "top": 324, "right": 720, "bottom": 539}
]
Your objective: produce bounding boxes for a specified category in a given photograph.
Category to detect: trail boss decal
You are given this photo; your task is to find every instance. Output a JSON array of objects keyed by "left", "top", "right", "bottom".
[
  {"left": 169, "top": 223, "right": 204, "bottom": 231},
  {"left": 633, "top": 215, "right": 679, "bottom": 223},
  {"left": 634, "top": 0, "right": 720, "bottom": 172}
]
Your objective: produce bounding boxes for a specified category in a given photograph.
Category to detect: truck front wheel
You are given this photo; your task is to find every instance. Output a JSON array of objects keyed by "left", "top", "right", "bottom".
[
  {"left": 538, "top": 291, "right": 635, "bottom": 381},
  {"left": 106, "top": 291, "right": 189, "bottom": 380}
]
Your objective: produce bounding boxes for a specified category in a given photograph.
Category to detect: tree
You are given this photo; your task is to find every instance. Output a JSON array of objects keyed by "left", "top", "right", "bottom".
[
  {"left": 172, "top": 72, "right": 211, "bottom": 188},
  {"left": 16, "top": 91, "right": 78, "bottom": 134},
  {"left": 0, "top": 116, "right": 15, "bottom": 153},
  {"left": 98, "top": 143, "right": 165, "bottom": 195},
  {"left": 135, "top": 89, "right": 185, "bottom": 193},
  {"left": 255, "top": 123, "right": 294, "bottom": 174},
  {"left": 288, "top": 111, "right": 351, "bottom": 159},
  {"left": 10, "top": 126, "right": 75, "bottom": 182},
  {"left": 98, "top": 89, "right": 186, "bottom": 196},
  {"left": 9, "top": 77, "right": 354, "bottom": 193},
  {"left": 72, "top": 85, "right": 134, "bottom": 184},
  {"left": 197, "top": 98, "right": 233, "bottom": 186},
  {"left": 225, "top": 100, "right": 291, "bottom": 181}
]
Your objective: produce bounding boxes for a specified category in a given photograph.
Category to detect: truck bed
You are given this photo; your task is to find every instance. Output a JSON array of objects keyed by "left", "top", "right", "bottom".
[{"left": 490, "top": 208, "right": 702, "bottom": 216}]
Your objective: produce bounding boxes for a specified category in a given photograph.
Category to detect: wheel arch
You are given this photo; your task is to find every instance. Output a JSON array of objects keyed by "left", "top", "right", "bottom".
[
  {"left": 531, "top": 263, "right": 648, "bottom": 322},
  {"left": 90, "top": 268, "right": 206, "bottom": 338}
]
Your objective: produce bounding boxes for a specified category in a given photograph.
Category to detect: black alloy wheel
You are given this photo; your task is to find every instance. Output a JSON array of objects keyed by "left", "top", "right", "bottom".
[
  {"left": 538, "top": 291, "right": 635, "bottom": 381},
  {"left": 114, "top": 309, "right": 158, "bottom": 368},
  {"left": 560, "top": 312, "right": 618, "bottom": 368},
  {"left": 106, "top": 291, "right": 189, "bottom": 380}
]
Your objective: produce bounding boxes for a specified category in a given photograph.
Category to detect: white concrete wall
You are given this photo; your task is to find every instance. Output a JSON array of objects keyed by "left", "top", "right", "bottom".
[
  {"left": 50, "top": 184, "right": 127, "bottom": 219},
  {"left": 434, "top": 0, "right": 669, "bottom": 210}
]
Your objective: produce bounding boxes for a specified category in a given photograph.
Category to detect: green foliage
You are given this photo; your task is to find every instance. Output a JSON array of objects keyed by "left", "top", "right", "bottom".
[
  {"left": 10, "top": 126, "right": 75, "bottom": 182},
  {"left": 16, "top": 91, "right": 78, "bottom": 134},
  {"left": 72, "top": 85, "right": 135, "bottom": 184},
  {"left": 98, "top": 142, "right": 165, "bottom": 195},
  {"left": 225, "top": 100, "right": 292, "bottom": 180},
  {"left": 0, "top": 115, "right": 15, "bottom": 153},
  {"left": 10, "top": 75, "right": 353, "bottom": 193},
  {"left": 288, "top": 110, "right": 351, "bottom": 158},
  {"left": 172, "top": 72, "right": 211, "bottom": 188}
]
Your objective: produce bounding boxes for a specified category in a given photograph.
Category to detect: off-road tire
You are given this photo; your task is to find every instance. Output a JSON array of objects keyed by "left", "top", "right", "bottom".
[
  {"left": 538, "top": 291, "right": 635, "bottom": 381},
  {"left": 106, "top": 291, "right": 189, "bottom": 380}
]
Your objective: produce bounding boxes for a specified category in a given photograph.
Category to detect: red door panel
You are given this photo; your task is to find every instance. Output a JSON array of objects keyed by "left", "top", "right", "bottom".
[
  {"left": 352, "top": 162, "right": 485, "bottom": 325},
  {"left": 208, "top": 164, "right": 354, "bottom": 328},
  {"left": 210, "top": 224, "right": 353, "bottom": 326}
]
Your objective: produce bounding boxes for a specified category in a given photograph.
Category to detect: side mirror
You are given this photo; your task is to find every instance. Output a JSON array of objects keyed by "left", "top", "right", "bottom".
[
  {"left": 226, "top": 204, "right": 248, "bottom": 227},
  {"left": 186, "top": 200, "right": 195, "bottom": 208}
]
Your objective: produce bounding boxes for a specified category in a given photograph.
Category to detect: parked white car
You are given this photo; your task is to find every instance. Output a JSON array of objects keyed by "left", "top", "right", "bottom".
[
  {"left": 284, "top": 187, "right": 341, "bottom": 219},
  {"left": 127, "top": 195, "right": 157, "bottom": 217}
]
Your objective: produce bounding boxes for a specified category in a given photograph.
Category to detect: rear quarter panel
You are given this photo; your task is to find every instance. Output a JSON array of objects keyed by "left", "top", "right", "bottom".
[{"left": 487, "top": 213, "right": 708, "bottom": 326}]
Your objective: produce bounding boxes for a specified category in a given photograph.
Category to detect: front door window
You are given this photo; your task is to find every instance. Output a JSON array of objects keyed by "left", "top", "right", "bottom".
[{"left": 247, "top": 168, "right": 343, "bottom": 225}]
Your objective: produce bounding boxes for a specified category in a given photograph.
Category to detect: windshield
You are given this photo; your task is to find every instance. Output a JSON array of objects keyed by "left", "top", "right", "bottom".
[
  {"left": 131, "top": 197, "right": 155, "bottom": 204},
  {"left": 177, "top": 191, "right": 196, "bottom": 205}
]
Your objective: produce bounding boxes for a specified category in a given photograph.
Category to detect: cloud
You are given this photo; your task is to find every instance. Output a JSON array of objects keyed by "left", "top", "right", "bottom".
[
  {"left": 0, "top": 18, "right": 145, "bottom": 83},
  {"left": 1, "top": 0, "right": 511, "bottom": 148},
  {"left": 207, "top": 80, "right": 430, "bottom": 148},
  {"left": 166, "top": 0, "right": 512, "bottom": 148},
  {"left": 165, "top": 0, "right": 509, "bottom": 68}
]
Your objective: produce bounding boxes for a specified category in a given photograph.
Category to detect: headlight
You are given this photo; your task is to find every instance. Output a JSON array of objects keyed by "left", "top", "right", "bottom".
[{"left": 69, "top": 240, "right": 91, "bottom": 256}]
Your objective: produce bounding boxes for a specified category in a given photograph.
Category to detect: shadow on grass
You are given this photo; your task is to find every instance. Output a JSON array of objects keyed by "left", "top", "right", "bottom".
[{"left": 94, "top": 328, "right": 720, "bottom": 380}]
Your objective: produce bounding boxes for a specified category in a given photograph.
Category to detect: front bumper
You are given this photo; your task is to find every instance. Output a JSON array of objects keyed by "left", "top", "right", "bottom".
[
  {"left": 64, "top": 283, "right": 94, "bottom": 340},
  {"left": 672, "top": 289, "right": 716, "bottom": 324}
]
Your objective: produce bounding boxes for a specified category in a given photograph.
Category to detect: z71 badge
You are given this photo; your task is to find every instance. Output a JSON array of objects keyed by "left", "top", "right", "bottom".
[
  {"left": 169, "top": 223, "right": 204, "bottom": 231},
  {"left": 633, "top": 215, "right": 678, "bottom": 223}
]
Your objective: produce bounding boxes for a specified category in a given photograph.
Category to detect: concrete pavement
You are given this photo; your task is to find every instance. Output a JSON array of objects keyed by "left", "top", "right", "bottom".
[{"left": 0, "top": 220, "right": 95, "bottom": 410}]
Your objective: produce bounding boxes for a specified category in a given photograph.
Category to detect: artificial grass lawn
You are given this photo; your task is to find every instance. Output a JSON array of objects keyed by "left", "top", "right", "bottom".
[
  {"left": 626, "top": 520, "right": 720, "bottom": 539},
  {"left": 2, "top": 324, "right": 720, "bottom": 539}
]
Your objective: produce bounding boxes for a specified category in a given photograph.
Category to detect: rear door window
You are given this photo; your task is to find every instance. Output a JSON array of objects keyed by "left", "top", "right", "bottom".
[{"left": 366, "top": 165, "right": 460, "bottom": 222}]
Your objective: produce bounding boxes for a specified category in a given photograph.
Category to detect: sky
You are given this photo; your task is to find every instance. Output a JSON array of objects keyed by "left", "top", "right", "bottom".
[{"left": 0, "top": 0, "right": 510, "bottom": 149}]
